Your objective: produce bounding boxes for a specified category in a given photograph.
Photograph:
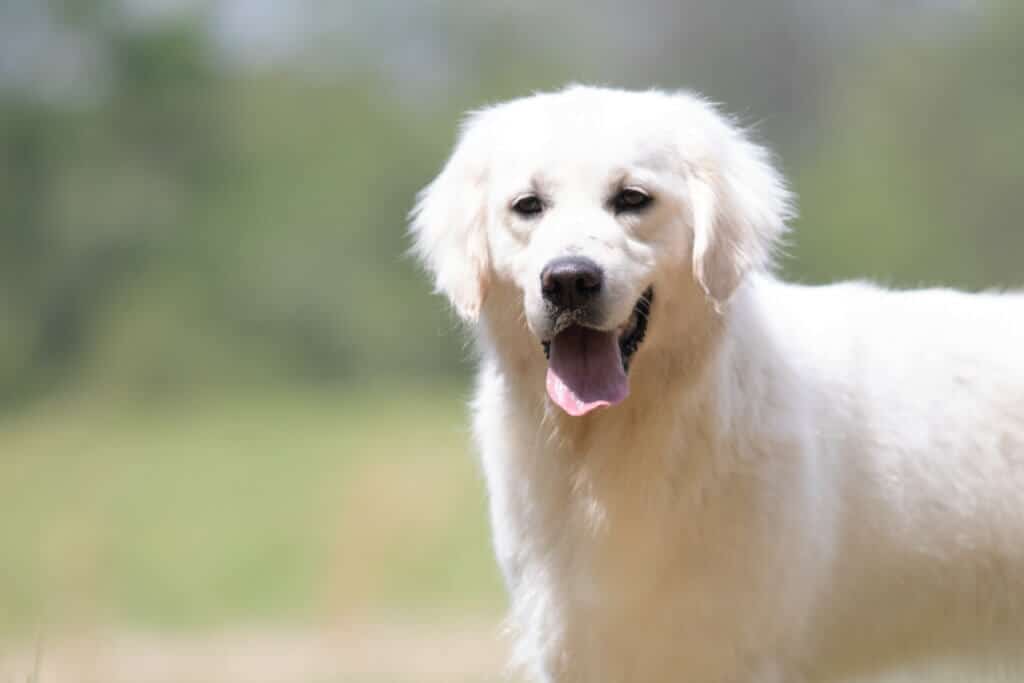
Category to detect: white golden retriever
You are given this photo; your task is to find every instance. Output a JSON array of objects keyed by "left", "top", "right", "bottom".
[{"left": 409, "top": 85, "right": 1024, "bottom": 682}]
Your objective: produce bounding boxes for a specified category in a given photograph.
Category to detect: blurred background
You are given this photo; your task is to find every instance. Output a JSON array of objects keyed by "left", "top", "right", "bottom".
[{"left": 0, "top": 1, "right": 1021, "bottom": 681}]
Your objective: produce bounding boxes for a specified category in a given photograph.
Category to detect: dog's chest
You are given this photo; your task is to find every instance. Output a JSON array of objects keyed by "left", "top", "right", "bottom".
[
  {"left": 519, "top": 459, "right": 686, "bottom": 679},
  {"left": 512, "top": 474, "right": 773, "bottom": 681},
  {"left": 502, "top": 422, "right": 713, "bottom": 672},
  {"left": 481, "top": 398, "right": 798, "bottom": 681},
  {"left": 535, "top": 415, "right": 682, "bottom": 587}
]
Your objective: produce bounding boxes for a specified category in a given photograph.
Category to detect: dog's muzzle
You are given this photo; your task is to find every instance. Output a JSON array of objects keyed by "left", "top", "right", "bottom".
[{"left": 541, "top": 286, "right": 654, "bottom": 417}]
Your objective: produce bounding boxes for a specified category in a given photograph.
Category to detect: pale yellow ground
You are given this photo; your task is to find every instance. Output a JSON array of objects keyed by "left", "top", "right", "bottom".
[
  {"left": 3, "top": 624, "right": 1018, "bottom": 683},
  {"left": 0, "top": 619, "right": 517, "bottom": 683}
]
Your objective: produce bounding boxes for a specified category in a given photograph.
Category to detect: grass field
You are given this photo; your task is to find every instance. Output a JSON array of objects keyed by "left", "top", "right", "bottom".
[
  {"left": 0, "top": 380, "right": 505, "bottom": 630},
  {"left": 0, "top": 380, "right": 516, "bottom": 681}
]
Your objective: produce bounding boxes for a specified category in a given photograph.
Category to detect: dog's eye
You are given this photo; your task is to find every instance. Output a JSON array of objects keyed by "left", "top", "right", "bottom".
[
  {"left": 512, "top": 195, "right": 544, "bottom": 217},
  {"left": 612, "top": 188, "right": 653, "bottom": 213}
]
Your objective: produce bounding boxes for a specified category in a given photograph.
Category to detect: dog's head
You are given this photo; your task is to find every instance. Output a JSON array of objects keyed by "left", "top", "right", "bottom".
[{"left": 410, "top": 86, "right": 792, "bottom": 415}]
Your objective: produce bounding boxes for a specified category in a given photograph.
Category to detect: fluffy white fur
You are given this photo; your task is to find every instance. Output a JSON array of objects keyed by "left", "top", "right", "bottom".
[{"left": 409, "top": 85, "right": 1024, "bottom": 682}]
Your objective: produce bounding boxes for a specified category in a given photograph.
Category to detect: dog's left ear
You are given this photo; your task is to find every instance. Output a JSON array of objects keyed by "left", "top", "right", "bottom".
[
  {"left": 409, "top": 115, "right": 492, "bottom": 322},
  {"left": 687, "top": 107, "right": 793, "bottom": 308}
]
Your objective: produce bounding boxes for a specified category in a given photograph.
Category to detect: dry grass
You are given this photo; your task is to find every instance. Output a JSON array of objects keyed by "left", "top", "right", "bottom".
[
  {"left": 3, "top": 626, "right": 1020, "bottom": 683},
  {"left": 0, "top": 620, "right": 517, "bottom": 683}
]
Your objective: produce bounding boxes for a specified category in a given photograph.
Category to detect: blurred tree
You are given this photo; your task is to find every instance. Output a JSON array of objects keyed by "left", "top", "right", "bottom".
[
  {"left": 789, "top": 1, "right": 1023, "bottom": 289},
  {"left": 190, "top": 76, "right": 469, "bottom": 383},
  {"left": 0, "top": 2, "right": 231, "bottom": 402}
]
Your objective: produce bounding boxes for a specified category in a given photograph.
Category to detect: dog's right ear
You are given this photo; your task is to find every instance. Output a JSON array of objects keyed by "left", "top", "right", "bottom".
[
  {"left": 680, "top": 96, "right": 793, "bottom": 310},
  {"left": 409, "top": 116, "right": 492, "bottom": 323}
]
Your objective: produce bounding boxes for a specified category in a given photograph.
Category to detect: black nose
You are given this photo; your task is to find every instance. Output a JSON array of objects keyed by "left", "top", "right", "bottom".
[{"left": 541, "top": 257, "right": 604, "bottom": 310}]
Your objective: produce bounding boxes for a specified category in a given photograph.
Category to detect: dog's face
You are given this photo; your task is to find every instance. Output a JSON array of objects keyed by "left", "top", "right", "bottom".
[
  {"left": 487, "top": 112, "right": 670, "bottom": 356},
  {"left": 411, "top": 86, "right": 791, "bottom": 415}
]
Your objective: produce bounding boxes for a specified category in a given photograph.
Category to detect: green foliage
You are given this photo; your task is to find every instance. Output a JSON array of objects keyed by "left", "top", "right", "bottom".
[
  {"left": 185, "top": 77, "right": 466, "bottom": 383},
  {"left": 0, "top": 11, "right": 469, "bottom": 403},
  {"left": 788, "top": 1, "right": 1024, "bottom": 290},
  {"left": 0, "top": 12, "right": 233, "bottom": 402}
]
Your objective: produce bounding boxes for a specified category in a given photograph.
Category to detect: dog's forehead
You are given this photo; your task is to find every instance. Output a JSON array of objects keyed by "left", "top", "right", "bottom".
[{"left": 484, "top": 94, "right": 678, "bottom": 185}]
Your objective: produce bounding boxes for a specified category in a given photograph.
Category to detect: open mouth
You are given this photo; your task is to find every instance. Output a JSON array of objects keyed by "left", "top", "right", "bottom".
[{"left": 541, "top": 287, "right": 653, "bottom": 416}]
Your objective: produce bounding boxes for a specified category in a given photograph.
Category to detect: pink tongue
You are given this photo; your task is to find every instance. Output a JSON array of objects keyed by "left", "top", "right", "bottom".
[{"left": 546, "top": 326, "right": 629, "bottom": 416}]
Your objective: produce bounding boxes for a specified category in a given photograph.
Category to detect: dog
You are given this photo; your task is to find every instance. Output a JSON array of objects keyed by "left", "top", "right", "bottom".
[{"left": 409, "top": 85, "right": 1024, "bottom": 682}]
